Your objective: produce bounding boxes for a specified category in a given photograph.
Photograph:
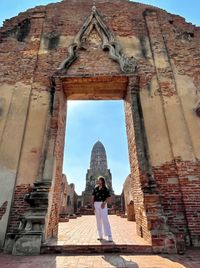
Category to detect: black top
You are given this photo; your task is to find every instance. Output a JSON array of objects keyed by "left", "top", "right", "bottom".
[{"left": 92, "top": 186, "right": 111, "bottom": 202}]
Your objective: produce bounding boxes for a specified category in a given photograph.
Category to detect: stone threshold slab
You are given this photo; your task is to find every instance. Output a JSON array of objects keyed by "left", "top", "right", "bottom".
[{"left": 41, "top": 244, "right": 153, "bottom": 254}]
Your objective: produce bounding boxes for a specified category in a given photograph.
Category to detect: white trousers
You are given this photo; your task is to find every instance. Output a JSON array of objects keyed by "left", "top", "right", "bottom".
[{"left": 94, "top": 201, "right": 112, "bottom": 238}]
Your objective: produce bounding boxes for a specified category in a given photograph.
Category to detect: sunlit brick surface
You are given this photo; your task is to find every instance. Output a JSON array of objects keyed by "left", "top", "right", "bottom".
[
  {"left": 46, "top": 215, "right": 149, "bottom": 246},
  {"left": 1, "top": 250, "right": 200, "bottom": 267}
]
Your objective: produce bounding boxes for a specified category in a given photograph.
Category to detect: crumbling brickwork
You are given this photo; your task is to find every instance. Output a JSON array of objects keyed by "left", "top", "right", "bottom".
[
  {"left": 7, "top": 185, "right": 32, "bottom": 232},
  {"left": 0, "top": 0, "right": 200, "bottom": 253},
  {"left": 153, "top": 159, "right": 200, "bottom": 247},
  {"left": 123, "top": 174, "right": 133, "bottom": 213}
]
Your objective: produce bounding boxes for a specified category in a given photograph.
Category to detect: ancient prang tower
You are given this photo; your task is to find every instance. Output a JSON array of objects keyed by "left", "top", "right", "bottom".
[
  {"left": 82, "top": 141, "right": 114, "bottom": 206},
  {"left": 0, "top": 0, "right": 200, "bottom": 255}
]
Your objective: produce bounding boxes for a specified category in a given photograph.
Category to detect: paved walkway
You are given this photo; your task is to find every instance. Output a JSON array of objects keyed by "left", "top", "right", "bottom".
[
  {"left": 46, "top": 215, "right": 149, "bottom": 246},
  {"left": 0, "top": 250, "right": 200, "bottom": 267},
  {"left": 1, "top": 215, "right": 200, "bottom": 267}
]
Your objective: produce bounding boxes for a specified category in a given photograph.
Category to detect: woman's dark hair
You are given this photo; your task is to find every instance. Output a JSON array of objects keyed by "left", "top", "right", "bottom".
[{"left": 98, "top": 176, "right": 106, "bottom": 187}]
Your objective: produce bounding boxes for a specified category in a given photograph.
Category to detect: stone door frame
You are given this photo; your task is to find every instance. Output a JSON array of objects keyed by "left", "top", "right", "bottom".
[{"left": 43, "top": 73, "right": 176, "bottom": 253}]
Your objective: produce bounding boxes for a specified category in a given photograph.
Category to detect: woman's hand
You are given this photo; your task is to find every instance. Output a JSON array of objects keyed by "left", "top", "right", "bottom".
[
  {"left": 101, "top": 202, "right": 106, "bottom": 209},
  {"left": 92, "top": 203, "right": 95, "bottom": 213}
]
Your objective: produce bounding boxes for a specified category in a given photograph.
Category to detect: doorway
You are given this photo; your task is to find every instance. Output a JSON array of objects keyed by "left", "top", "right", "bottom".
[{"left": 44, "top": 74, "right": 176, "bottom": 253}]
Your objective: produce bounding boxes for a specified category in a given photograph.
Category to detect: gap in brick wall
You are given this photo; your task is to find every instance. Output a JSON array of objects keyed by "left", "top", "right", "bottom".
[{"left": 62, "top": 100, "right": 130, "bottom": 195}]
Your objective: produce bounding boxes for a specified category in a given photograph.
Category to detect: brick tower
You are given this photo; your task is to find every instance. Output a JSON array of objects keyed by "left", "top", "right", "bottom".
[{"left": 82, "top": 141, "right": 114, "bottom": 206}]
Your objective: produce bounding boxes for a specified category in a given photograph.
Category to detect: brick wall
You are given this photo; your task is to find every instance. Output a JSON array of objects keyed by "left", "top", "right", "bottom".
[
  {"left": 0, "top": 0, "right": 200, "bottom": 251},
  {"left": 153, "top": 159, "right": 200, "bottom": 247},
  {"left": 124, "top": 78, "right": 178, "bottom": 252},
  {"left": 175, "top": 159, "right": 200, "bottom": 247},
  {"left": 60, "top": 174, "right": 68, "bottom": 214},
  {"left": 7, "top": 185, "right": 32, "bottom": 232},
  {"left": 124, "top": 80, "right": 151, "bottom": 243},
  {"left": 123, "top": 174, "right": 133, "bottom": 213}
]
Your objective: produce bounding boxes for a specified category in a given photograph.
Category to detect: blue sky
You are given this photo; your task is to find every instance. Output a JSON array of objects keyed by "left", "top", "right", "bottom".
[
  {"left": 65, "top": 100, "right": 129, "bottom": 195},
  {"left": 1, "top": 1, "right": 199, "bottom": 195}
]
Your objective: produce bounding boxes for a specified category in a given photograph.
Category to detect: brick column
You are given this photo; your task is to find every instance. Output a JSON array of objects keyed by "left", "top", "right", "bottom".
[
  {"left": 124, "top": 76, "right": 176, "bottom": 253},
  {"left": 144, "top": 9, "right": 200, "bottom": 246},
  {"left": 44, "top": 78, "right": 67, "bottom": 240},
  {"left": 0, "top": 12, "right": 46, "bottom": 248}
]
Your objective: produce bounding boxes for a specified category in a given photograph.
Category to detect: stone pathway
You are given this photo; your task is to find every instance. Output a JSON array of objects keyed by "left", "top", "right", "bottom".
[
  {"left": 1, "top": 250, "right": 200, "bottom": 267},
  {"left": 46, "top": 215, "right": 149, "bottom": 246},
  {"left": 1, "top": 215, "right": 200, "bottom": 267}
]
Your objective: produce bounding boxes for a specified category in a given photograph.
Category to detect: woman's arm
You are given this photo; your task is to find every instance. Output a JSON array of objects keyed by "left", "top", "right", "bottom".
[
  {"left": 92, "top": 195, "right": 95, "bottom": 211},
  {"left": 92, "top": 195, "right": 95, "bottom": 205},
  {"left": 101, "top": 196, "right": 111, "bottom": 209}
]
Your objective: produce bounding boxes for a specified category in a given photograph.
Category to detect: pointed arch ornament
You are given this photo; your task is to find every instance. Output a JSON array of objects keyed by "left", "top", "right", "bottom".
[{"left": 58, "top": 6, "right": 137, "bottom": 73}]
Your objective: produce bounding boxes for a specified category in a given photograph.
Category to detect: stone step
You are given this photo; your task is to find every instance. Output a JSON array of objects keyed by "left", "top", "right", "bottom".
[
  {"left": 20, "top": 215, "right": 45, "bottom": 222},
  {"left": 30, "top": 192, "right": 49, "bottom": 198},
  {"left": 59, "top": 218, "right": 69, "bottom": 222},
  {"left": 26, "top": 208, "right": 47, "bottom": 214},
  {"left": 25, "top": 198, "right": 48, "bottom": 206},
  {"left": 32, "top": 184, "right": 51, "bottom": 191},
  {"left": 32, "top": 187, "right": 50, "bottom": 192},
  {"left": 41, "top": 244, "right": 153, "bottom": 254},
  {"left": 34, "top": 181, "right": 51, "bottom": 187}
]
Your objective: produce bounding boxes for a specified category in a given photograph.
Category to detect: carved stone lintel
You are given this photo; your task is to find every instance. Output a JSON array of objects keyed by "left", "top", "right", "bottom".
[
  {"left": 57, "top": 7, "right": 137, "bottom": 74},
  {"left": 58, "top": 43, "right": 78, "bottom": 71},
  {"left": 102, "top": 42, "right": 137, "bottom": 73}
]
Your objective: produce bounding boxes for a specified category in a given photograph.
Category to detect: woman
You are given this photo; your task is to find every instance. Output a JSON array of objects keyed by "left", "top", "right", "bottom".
[{"left": 92, "top": 176, "right": 113, "bottom": 242}]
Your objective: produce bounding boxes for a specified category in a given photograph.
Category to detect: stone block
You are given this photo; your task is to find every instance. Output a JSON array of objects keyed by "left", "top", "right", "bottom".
[
  {"left": 12, "top": 234, "right": 42, "bottom": 256},
  {"left": 3, "top": 233, "right": 16, "bottom": 254}
]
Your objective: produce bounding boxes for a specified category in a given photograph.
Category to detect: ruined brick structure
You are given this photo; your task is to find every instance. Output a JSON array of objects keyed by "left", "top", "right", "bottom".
[
  {"left": 60, "top": 174, "right": 68, "bottom": 215},
  {"left": 123, "top": 174, "right": 134, "bottom": 212},
  {"left": 82, "top": 141, "right": 114, "bottom": 207},
  {"left": 0, "top": 0, "right": 200, "bottom": 255},
  {"left": 59, "top": 174, "right": 77, "bottom": 215}
]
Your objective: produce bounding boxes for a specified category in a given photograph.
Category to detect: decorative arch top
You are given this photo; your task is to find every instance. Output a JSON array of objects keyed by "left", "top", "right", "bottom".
[{"left": 58, "top": 6, "right": 137, "bottom": 73}]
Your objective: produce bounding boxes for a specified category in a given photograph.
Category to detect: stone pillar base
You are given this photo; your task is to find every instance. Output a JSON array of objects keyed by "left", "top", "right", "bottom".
[{"left": 4, "top": 233, "right": 42, "bottom": 255}]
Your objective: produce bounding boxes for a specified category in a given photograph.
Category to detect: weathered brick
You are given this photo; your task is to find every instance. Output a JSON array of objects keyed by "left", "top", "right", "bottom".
[{"left": 0, "top": 0, "right": 200, "bottom": 253}]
